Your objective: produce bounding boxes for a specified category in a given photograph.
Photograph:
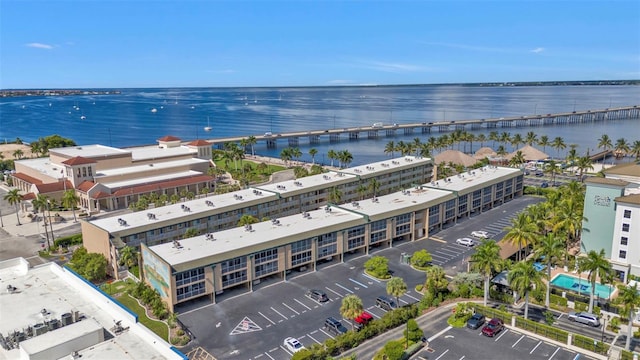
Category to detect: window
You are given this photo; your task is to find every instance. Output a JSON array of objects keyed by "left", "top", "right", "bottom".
[
  {"left": 175, "top": 267, "right": 205, "bottom": 286},
  {"left": 620, "top": 237, "right": 628, "bottom": 246},
  {"left": 619, "top": 250, "right": 627, "bottom": 259},
  {"left": 622, "top": 223, "right": 630, "bottom": 232},
  {"left": 624, "top": 210, "right": 631, "bottom": 219}
]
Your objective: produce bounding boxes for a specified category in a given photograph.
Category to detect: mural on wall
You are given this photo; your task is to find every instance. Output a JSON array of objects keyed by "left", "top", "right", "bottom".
[{"left": 141, "top": 245, "right": 170, "bottom": 298}]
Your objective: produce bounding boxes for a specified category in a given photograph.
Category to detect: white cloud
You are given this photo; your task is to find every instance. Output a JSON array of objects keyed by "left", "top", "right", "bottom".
[
  {"left": 356, "top": 60, "right": 430, "bottom": 73},
  {"left": 25, "top": 42, "right": 53, "bottom": 50},
  {"left": 530, "top": 47, "right": 545, "bottom": 54},
  {"left": 327, "top": 79, "right": 355, "bottom": 85}
]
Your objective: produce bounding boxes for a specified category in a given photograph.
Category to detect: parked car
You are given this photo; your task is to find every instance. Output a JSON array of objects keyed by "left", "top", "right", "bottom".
[
  {"left": 467, "top": 313, "right": 486, "bottom": 330},
  {"left": 375, "top": 296, "right": 397, "bottom": 311},
  {"left": 283, "top": 337, "right": 305, "bottom": 353},
  {"left": 471, "top": 230, "right": 489, "bottom": 239},
  {"left": 456, "top": 237, "right": 475, "bottom": 246},
  {"left": 324, "top": 317, "right": 348, "bottom": 334},
  {"left": 482, "top": 318, "right": 504, "bottom": 337},
  {"left": 541, "top": 182, "right": 549, "bottom": 188},
  {"left": 568, "top": 312, "right": 600, "bottom": 327},
  {"left": 354, "top": 311, "right": 373, "bottom": 331},
  {"left": 535, "top": 171, "right": 544, "bottom": 177},
  {"left": 306, "top": 289, "right": 328, "bottom": 303}
]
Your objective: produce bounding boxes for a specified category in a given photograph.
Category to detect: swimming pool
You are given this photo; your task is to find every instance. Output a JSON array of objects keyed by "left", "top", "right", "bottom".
[{"left": 550, "top": 274, "right": 615, "bottom": 299}]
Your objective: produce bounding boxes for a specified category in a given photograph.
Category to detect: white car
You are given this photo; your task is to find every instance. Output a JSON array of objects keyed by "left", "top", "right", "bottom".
[
  {"left": 456, "top": 237, "right": 475, "bottom": 246},
  {"left": 284, "top": 337, "right": 305, "bottom": 353},
  {"left": 471, "top": 230, "right": 489, "bottom": 239}
]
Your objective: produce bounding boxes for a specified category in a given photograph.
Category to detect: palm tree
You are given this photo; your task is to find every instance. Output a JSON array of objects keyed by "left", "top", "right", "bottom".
[
  {"left": 499, "top": 132, "right": 511, "bottom": 149},
  {"left": 525, "top": 131, "right": 538, "bottom": 146},
  {"left": 368, "top": 178, "right": 380, "bottom": 198},
  {"left": 509, "top": 151, "right": 526, "bottom": 168},
  {"left": 309, "top": 148, "right": 318, "bottom": 165},
  {"left": 538, "top": 135, "right": 550, "bottom": 154},
  {"left": 534, "top": 233, "right": 565, "bottom": 308},
  {"left": 384, "top": 141, "right": 396, "bottom": 158},
  {"left": 503, "top": 213, "right": 537, "bottom": 261},
  {"left": 32, "top": 194, "right": 51, "bottom": 249},
  {"left": 237, "top": 214, "right": 259, "bottom": 227},
  {"left": 413, "top": 137, "right": 422, "bottom": 156},
  {"left": 280, "top": 147, "right": 293, "bottom": 167},
  {"left": 3, "top": 189, "right": 23, "bottom": 225},
  {"left": 247, "top": 136, "right": 257, "bottom": 156},
  {"left": 488, "top": 131, "right": 499, "bottom": 149},
  {"left": 551, "top": 137, "right": 566, "bottom": 159},
  {"left": 118, "top": 245, "right": 138, "bottom": 269},
  {"left": 565, "top": 148, "right": 578, "bottom": 165},
  {"left": 12, "top": 149, "right": 24, "bottom": 159},
  {"left": 575, "top": 156, "right": 593, "bottom": 180},
  {"left": 328, "top": 186, "right": 342, "bottom": 204},
  {"left": 477, "top": 134, "right": 487, "bottom": 148},
  {"left": 617, "top": 283, "right": 640, "bottom": 351},
  {"left": 597, "top": 134, "right": 612, "bottom": 164},
  {"left": 496, "top": 145, "right": 507, "bottom": 158},
  {"left": 508, "top": 261, "right": 544, "bottom": 320},
  {"left": 327, "top": 149, "right": 337, "bottom": 167},
  {"left": 356, "top": 184, "right": 368, "bottom": 200},
  {"left": 578, "top": 249, "right": 612, "bottom": 313},
  {"left": 340, "top": 295, "right": 364, "bottom": 331},
  {"left": 386, "top": 276, "right": 407, "bottom": 309},
  {"left": 470, "top": 240, "right": 502, "bottom": 306},
  {"left": 614, "top": 137, "right": 630, "bottom": 159},
  {"left": 630, "top": 140, "right": 640, "bottom": 161},
  {"left": 511, "top": 133, "right": 524, "bottom": 152},
  {"left": 62, "top": 189, "right": 80, "bottom": 222},
  {"left": 338, "top": 150, "right": 353, "bottom": 168},
  {"left": 544, "top": 159, "right": 562, "bottom": 185}
]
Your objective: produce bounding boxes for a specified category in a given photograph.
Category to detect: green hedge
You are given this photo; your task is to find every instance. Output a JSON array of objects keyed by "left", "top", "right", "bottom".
[
  {"left": 468, "top": 304, "right": 512, "bottom": 324},
  {"left": 572, "top": 333, "right": 609, "bottom": 355},
  {"left": 54, "top": 233, "right": 83, "bottom": 248},
  {"left": 621, "top": 349, "right": 638, "bottom": 360},
  {"left": 549, "top": 293, "right": 567, "bottom": 307},
  {"left": 514, "top": 317, "right": 568, "bottom": 343}
]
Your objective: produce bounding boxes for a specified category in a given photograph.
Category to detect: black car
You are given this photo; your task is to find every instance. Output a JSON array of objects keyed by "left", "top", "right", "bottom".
[
  {"left": 467, "top": 313, "right": 485, "bottom": 329},
  {"left": 306, "top": 289, "right": 328, "bottom": 302},
  {"left": 541, "top": 182, "right": 549, "bottom": 188}
]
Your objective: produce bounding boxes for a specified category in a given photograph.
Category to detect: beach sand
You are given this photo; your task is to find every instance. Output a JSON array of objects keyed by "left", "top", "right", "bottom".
[{"left": 0, "top": 143, "right": 33, "bottom": 160}]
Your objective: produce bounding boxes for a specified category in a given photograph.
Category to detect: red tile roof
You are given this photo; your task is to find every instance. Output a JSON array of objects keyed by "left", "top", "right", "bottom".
[
  {"left": 12, "top": 172, "right": 43, "bottom": 184},
  {"left": 187, "top": 140, "right": 211, "bottom": 146},
  {"left": 62, "top": 156, "right": 96, "bottom": 165},
  {"left": 34, "top": 180, "right": 73, "bottom": 194},
  {"left": 112, "top": 174, "right": 214, "bottom": 197},
  {"left": 77, "top": 180, "right": 96, "bottom": 192},
  {"left": 157, "top": 135, "right": 181, "bottom": 142},
  {"left": 22, "top": 192, "right": 36, "bottom": 200},
  {"left": 92, "top": 191, "right": 113, "bottom": 199}
]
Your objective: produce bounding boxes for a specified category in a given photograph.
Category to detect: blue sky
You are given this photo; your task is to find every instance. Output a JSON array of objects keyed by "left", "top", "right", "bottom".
[{"left": 1, "top": 0, "right": 639, "bottom": 89}]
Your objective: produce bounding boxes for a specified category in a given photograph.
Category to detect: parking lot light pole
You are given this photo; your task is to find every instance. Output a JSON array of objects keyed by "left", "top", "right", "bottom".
[{"left": 601, "top": 314, "right": 608, "bottom": 342}]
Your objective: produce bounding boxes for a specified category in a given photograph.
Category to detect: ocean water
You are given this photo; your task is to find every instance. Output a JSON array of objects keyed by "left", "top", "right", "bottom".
[{"left": 1, "top": 85, "right": 639, "bottom": 165}]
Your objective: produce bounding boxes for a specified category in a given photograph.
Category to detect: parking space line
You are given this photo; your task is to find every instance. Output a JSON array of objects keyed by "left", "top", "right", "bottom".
[
  {"left": 294, "top": 298, "right": 312, "bottom": 310},
  {"left": 349, "top": 278, "right": 368, "bottom": 288},
  {"left": 307, "top": 333, "right": 322, "bottom": 344},
  {"left": 263, "top": 352, "right": 275, "bottom": 359},
  {"left": 319, "top": 328, "right": 335, "bottom": 339},
  {"left": 334, "top": 283, "right": 354, "bottom": 294},
  {"left": 494, "top": 328, "right": 509, "bottom": 341},
  {"left": 259, "top": 311, "right": 276, "bottom": 325},
  {"left": 530, "top": 340, "right": 542, "bottom": 354},
  {"left": 362, "top": 272, "right": 381, "bottom": 283},
  {"left": 512, "top": 334, "right": 525, "bottom": 348},
  {"left": 280, "top": 345, "right": 292, "bottom": 356},
  {"left": 434, "top": 349, "right": 449, "bottom": 360},
  {"left": 254, "top": 353, "right": 263, "bottom": 359},
  {"left": 282, "top": 303, "right": 299, "bottom": 315},
  {"left": 572, "top": 354, "right": 580, "bottom": 360},
  {"left": 459, "top": 356, "right": 465, "bottom": 360},
  {"left": 549, "top": 347, "right": 560, "bottom": 360},
  {"left": 429, "top": 237, "right": 447, "bottom": 243},
  {"left": 271, "top": 307, "right": 288, "bottom": 320},
  {"left": 325, "top": 286, "right": 343, "bottom": 297},
  {"left": 427, "top": 325, "right": 452, "bottom": 342},
  {"left": 405, "top": 293, "right": 420, "bottom": 302}
]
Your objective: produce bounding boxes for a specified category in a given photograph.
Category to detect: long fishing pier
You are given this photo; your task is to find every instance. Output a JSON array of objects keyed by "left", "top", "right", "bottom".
[{"left": 205, "top": 105, "right": 639, "bottom": 149}]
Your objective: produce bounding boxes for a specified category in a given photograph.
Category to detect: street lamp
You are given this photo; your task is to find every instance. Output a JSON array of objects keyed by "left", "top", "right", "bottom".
[{"left": 601, "top": 314, "right": 609, "bottom": 342}]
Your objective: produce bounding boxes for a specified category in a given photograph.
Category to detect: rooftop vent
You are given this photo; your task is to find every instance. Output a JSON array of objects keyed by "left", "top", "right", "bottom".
[
  {"left": 244, "top": 224, "right": 253, "bottom": 232},
  {"left": 117, "top": 218, "right": 127, "bottom": 226},
  {"left": 205, "top": 233, "right": 216, "bottom": 241},
  {"left": 205, "top": 200, "right": 214, "bottom": 207},
  {"left": 6, "top": 284, "right": 17, "bottom": 293},
  {"left": 172, "top": 240, "right": 183, "bottom": 249},
  {"left": 294, "top": 181, "right": 303, "bottom": 186},
  {"left": 302, "top": 211, "right": 311, "bottom": 219},
  {"left": 324, "top": 206, "right": 332, "bottom": 212},
  {"left": 271, "top": 219, "right": 281, "bottom": 225},
  {"left": 381, "top": 163, "right": 389, "bottom": 167},
  {"left": 352, "top": 201, "right": 359, "bottom": 207},
  {"left": 147, "top": 213, "right": 156, "bottom": 220},
  {"left": 323, "top": 175, "right": 331, "bottom": 180}
]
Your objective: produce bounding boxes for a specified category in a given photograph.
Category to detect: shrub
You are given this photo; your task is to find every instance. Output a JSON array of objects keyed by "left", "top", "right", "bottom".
[
  {"left": 410, "top": 249, "right": 433, "bottom": 268},
  {"left": 364, "top": 256, "right": 390, "bottom": 279},
  {"left": 415, "top": 284, "right": 423, "bottom": 292}
]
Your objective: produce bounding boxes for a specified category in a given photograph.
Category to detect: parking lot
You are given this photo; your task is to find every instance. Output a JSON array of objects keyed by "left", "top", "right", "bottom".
[
  {"left": 418, "top": 326, "right": 598, "bottom": 360},
  {"left": 177, "top": 196, "right": 545, "bottom": 359}
]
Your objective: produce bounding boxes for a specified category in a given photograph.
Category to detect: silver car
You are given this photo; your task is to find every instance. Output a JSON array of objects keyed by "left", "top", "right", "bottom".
[{"left": 568, "top": 312, "right": 600, "bottom": 327}]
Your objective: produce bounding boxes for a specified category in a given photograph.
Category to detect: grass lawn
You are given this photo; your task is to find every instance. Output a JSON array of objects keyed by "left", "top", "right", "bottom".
[{"left": 116, "top": 294, "right": 168, "bottom": 341}]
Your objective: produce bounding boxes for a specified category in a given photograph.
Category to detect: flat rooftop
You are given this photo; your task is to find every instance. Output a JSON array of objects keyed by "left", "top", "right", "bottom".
[
  {"left": 425, "top": 165, "right": 522, "bottom": 193},
  {"left": 150, "top": 207, "right": 364, "bottom": 270},
  {"left": 341, "top": 156, "right": 432, "bottom": 178},
  {"left": 0, "top": 258, "right": 179, "bottom": 360},
  {"left": 129, "top": 145, "right": 196, "bottom": 161},
  {"left": 95, "top": 157, "right": 209, "bottom": 178},
  {"left": 13, "top": 157, "right": 66, "bottom": 180},
  {"left": 255, "top": 171, "right": 357, "bottom": 196},
  {"left": 89, "top": 187, "right": 279, "bottom": 234},
  {"left": 100, "top": 170, "right": 204, "bottom": 190},
  {"left": 49, "top": 144, "right": 129, "bottom": 158},
  {"left": 339, "top": 186, "right": 455, "bottom": 220}
]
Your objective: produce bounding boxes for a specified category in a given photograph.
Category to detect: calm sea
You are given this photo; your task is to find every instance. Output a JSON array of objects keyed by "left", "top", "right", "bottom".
[{"left": 1, "top": 85, "right": 639, "bottom": 165}]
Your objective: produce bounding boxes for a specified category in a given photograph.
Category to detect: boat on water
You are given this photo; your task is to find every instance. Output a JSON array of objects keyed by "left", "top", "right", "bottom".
[
  {"left": 80, "top": 115, "right": 86, "bottom": 120},
  {"left": 204, "top": 117, "right": 212, "bottom": 132},
  {"left": 151, "top": 108, "right": 158, "bottom": 113}
]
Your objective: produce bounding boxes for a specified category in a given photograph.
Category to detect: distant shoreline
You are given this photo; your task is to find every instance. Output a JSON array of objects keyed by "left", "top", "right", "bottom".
[{"left": 1, "top": 80, "right": 638, "bottom": 97}]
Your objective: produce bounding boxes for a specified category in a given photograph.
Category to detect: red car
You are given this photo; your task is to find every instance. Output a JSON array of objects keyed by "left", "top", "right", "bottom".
[
  {"left": 481, "top": 318, "right": 504, "bottom": 337},
  {"left": 354, "top": 311, "right": 373, "bottom": 331}
]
